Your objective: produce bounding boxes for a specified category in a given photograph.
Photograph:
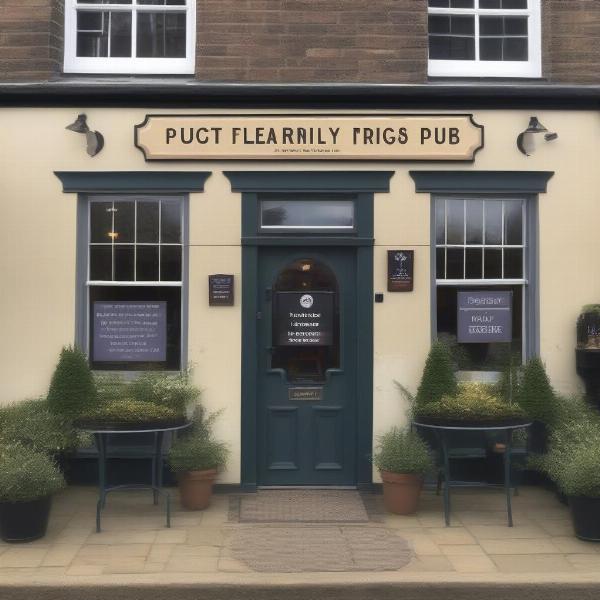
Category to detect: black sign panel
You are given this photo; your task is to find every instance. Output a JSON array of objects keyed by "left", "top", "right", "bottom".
[
  {"left": 209, "top": 274, "right": 234, "bottom": 306},
  {"left": 457, "top": 291, "right": 512, "bottom": 343},
  {"left": 388, "top": 250, "right": 414, "bottom": 292},
  {"left": 274, "top": 291, "right": 334, "bottom": 347}
]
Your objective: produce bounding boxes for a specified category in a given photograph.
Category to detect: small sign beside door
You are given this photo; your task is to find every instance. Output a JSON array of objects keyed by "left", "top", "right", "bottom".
[
  {"left": 387, "top": 250, "right": 414, "bottom": 292},
  {"left": 209, "top": 274, "right": 234, "bottom": 306},
  {"left": 289, "top": 387, "right": 323, "bottom": 401},
  {"left": 457, "top": 291, "right": 512, "bottom": 343}
]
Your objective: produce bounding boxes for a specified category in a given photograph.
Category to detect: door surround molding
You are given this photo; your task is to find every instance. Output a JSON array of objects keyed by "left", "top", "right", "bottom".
[{"left": 225, "top": 171, "right": 393, "bottom": 490}]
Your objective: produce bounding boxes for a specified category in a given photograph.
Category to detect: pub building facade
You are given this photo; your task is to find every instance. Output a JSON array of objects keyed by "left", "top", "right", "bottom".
[{"left": 1, "top": 0, "right": 600, "bottom": 489}]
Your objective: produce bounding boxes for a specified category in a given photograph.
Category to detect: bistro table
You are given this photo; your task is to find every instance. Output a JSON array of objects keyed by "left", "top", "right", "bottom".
[
  {"left": 413, "top": 421, "right": 532, "bottom": 527},
  {"left": 87, "top": 422, "right": 191, "bottom": 532}
]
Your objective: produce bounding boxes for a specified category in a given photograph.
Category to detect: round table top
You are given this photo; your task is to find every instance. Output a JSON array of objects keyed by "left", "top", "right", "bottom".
[
  {"left": 413, "top": 421, "right": 532, "bottom": 432},
  {"left": 84, "top": 421, "right": 192, "bottom": 435}
]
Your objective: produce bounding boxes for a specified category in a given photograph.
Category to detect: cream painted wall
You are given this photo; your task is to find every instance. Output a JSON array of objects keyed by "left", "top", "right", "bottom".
[{"left": 0, "top": 107, "right": 598, "bottom": 484}]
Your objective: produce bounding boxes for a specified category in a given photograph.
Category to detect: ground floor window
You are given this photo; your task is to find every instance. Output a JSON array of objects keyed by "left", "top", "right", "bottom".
[
  {"left": 85, "top": 195, "right": 185, "bottom": 371},
  {"left": 434, "top": 196, "right": 527, "bottom": 372}
]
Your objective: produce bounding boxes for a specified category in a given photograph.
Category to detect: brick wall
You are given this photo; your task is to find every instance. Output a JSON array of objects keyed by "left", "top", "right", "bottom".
[
  {"left": 0, "top": 0, "right": 63, "bottom": 81},
  {"left": 544, "top": 0, "right": 600, "bottom": 83},
  {"left": 195, "top": 0, "right": 428, "bottom": 83}
]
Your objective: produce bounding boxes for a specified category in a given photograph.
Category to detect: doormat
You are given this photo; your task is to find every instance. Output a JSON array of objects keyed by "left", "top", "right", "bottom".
[
  {"left": 231, "top": 490, "right": 375, "bottom": 523},
  {"left": 229, "top": 525, "right": 413, "bottom": 572}
]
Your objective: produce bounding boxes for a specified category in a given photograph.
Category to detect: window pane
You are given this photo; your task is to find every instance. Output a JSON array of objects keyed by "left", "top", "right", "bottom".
[
  {"left": 435, "top": 199, "right": 446, "bottom": 244},
  {"left": 429, "top": 15, "right": 450, "bottom": 35},
  {"left": 260, "top": 200, "right": 354, "bottom": 229},
  {"left": 136, "top": 245, "right": 159, "bottom": 281},
  {"left": 113, "top": 202, "right": 134, "bottom": 243},
  {"left": 479, "top": 0, "right": 501, "bottom": 7},
  {"left": 161, "top": 201, "right": 182, "bottom": 243},
  {"left": 138, "top": 0, "right": 186, "bottom": 4},
  {"left": 484, "top": 201, "right": 502, "bottom": 244},
  {"left": 447, "top": 248, "right": 464, "bottom": 279},
  {"left": 90, "top": 245, "right": 112, "bottom": 280},
  {"left": 502, "top": 0, "right": 527, "bottom": 8},
  {"left": 504, "top": 248, "right": 523, "bottom": 278},
  {"left": 504, "top": 200, "right": 523, "bottom": 245},
  {"left": 436, "top": 248, "right": 446, "bottom": 279},
  {"left": 429, "top": 0, "right": 450, "bottom": 6},
  {"left": 137, "top": 201, "right": 159, "bottom": 243},
  {"left": 76, "top": 11, "right": 131, "bottom": 58},
  {"left": 446, "top": 199, "right": 464, "bottom": 244},
  {"left": 114, "top": 245, "right": 134, "bottom": 281},
  {"left": 465, "top": 200, "right": 483, "bottom": 244},
  {"left": 484, "top": 248, "right": 502, "bottom": 278},
  {"left": 429, "top": 36, "right": 476, "bottom": 60},
  {"left": 79, "top": 0, "right": 132, "bottom": 3},
  {"left": 137, "top": 12, "right": 186, "bottom": 58},
  {"left": 451, "top": 0, "right": 474, "bottom": 6},
  {"left": 505, "top": 17, "right": 528, "bottom": 36},
  {"left": 465, "top": 248, "right": 483, "bottom": 279},
  {"left": 451, "top": 16, "right": 475, "bottom": 35},
  {"left": 480, "top": 37, "right": 503, "bottom": 61},
  {"left": 160, "top": 246, "right": 182, "bottom": 281},
  {"left": 480, "top": 16, "right": 503, "bottom": 36},
  {"left": 504, "top": 37, "right": 528, "bottom": 60},
  {"left": 90, "top": 201, "right": 113, "bottom": 243}
]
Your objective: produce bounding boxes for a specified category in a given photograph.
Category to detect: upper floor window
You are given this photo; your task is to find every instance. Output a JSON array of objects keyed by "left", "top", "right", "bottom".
[
  {"left": 64, "top": 0, "right": 195, "bottom": 74},
  {"left": 428, "top": 0, "right": 541, "bottom": 78}
]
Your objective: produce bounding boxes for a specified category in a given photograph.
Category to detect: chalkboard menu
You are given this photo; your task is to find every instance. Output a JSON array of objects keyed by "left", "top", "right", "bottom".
[
  {"left": 209, "top": 274, "right": 234, "bottom": 306},
  {"left": 274, "top": 291, "right": 334, "bottom": 347},
  {"left": 388, "top": 250, "right": 414, "bottom": 292},
  {"left": 93, "top": 301, "right": 167, "bottom": 362},
  {"left": 457, "top": 291, "right": 512, "bottom": 343}
]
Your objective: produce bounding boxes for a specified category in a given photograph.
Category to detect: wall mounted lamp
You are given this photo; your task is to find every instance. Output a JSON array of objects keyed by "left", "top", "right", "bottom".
[
  {"left": 66, "top": 114, "right": 104, "bottom": 157},
  {"left": 517, "top": 116, "right": 558, "bottom": 156}
]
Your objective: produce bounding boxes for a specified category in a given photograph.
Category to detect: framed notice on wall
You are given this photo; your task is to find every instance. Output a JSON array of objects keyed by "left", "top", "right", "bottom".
[
  {"left": 387, "top": 250, "right": 414, "bottom": 292},
  {"left": 209, "top": 274, "right": 234, "bottom": 306}
]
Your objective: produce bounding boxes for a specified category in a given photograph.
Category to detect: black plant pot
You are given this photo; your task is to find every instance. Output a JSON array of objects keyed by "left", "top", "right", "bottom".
[
  {"left": 569, "top": 496, "right": 600, "bottom": 542},
  {"left": 0, "top": 496, "right": 52, "bottom": 543},
  {"left": 527, "top": 420, "right": 548, "bottom": 455}
]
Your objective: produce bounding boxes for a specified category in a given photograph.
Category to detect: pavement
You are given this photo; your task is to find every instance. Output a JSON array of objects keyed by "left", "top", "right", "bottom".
[{"left": 1, "top": 485, "right": 600, "bottom": 598}]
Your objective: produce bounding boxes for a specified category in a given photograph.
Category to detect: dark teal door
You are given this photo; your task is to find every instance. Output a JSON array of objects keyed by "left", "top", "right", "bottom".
[{"left": 256, "top": 247, "right": 358, "bottom": 486}]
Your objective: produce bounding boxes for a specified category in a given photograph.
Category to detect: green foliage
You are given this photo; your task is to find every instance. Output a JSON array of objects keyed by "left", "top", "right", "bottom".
[
  {"left": 496, "top": 354, "right": 521, "bottom": 404},
  {"left": 168, "top": 407, "right": 229, "bottom": 473},
  {"left": 47, "top": 346, "right": 97, "bottom": 419},
  {"left": 127, "top": 368, "right": 200, "bottom": 415},
  {"left": 415, "top": 342, "right": 457, "bottom": 409},
  {"left": 77, "top": 399, "right": 181, "bottom": 428},
  {"left": 517, "top": 357, "right": 558, "bottom": 426},
  {"left": 0, "top": 443, "right": 65, "bottom": 502},
  {"left": 581, "top": 304, "right": 600, "bottom": 316},
  {"left": 373, "top": 427, "right": 433, "bottom": 476},
  {"left": 0, "top": 399, "right": 77, "bottom": 455},
  {"left": 416, "top": 383, "right": 526, "bottom": 424}
]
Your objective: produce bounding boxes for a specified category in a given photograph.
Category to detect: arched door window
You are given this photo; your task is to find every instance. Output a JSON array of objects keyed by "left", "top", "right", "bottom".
[{"left": 271, "top": 258, "right": 340, "bottom": 382}]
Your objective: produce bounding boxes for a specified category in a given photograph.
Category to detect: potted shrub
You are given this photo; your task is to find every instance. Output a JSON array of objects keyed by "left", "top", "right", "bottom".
[
  {"left": 576, "top": 305, "right": 600, "bottom": 409},
  {"left": 517, "top": 357, "right": 558, "bottom": 454},
  {"left": 0, "top": 443, "right": 65, "bottom": 542},
  {"left": 415, "top": 341, "right": 458, "bottom": 409},
  {"left": 373, "top": 427, "right": 433, "bottom": 515},
  {"left": 168, "top": 407, "right": 229, "bottom": 510},
  {"left": 415, "top": 382, "right": 527, "bottom": 427}
]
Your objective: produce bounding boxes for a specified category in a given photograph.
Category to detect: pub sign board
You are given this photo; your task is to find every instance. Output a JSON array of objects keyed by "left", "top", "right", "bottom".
[
  {"left": 209, "top": 274, "right": 234, "bottom": 306},
  {"left": 135, "top": 114, "right": 484, "bottom": 161},
  {"left": 388, "top": 250, "right": 414, "bottom": 292},
  {"left": 93, "top": 301, "right": 167, "bottom": 362},
  {"left": 457, "top": 291, "right": 512, "bottom": 344},
  {"left": 274, "top": 291, "right": 334, "bottom": 347}
]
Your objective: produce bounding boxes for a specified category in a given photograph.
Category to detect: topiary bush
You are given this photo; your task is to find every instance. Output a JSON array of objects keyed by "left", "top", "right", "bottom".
[
  {"left": 0, "top": 399, "right": 77, "bottom": 455},
  {"left": 517, "top": 357, "right": 558, "bottom": 426},
  {"left": 415, "top": 341, "right": 457, "bottom": 410},
  {"left": 47, "top": 346, "right": 97, "bottom": 420},
  {"left": 0, "top": 443, "right": 65, "bottom": 503},
  {"left": 373, "top": 427, "right": 433, "bottom": 476}
]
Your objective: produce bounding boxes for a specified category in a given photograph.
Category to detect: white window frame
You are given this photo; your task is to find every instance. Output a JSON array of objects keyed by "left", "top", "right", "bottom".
[
  {"left": 428, "top": 0, "right": 541, "bottom": 78},
  {"left": 64, "top": 0, "right": 196, "bottom": 75}
]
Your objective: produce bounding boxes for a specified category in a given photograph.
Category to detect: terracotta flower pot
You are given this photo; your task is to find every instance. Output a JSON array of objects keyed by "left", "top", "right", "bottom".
[
  {"left": 178, "top": 469, "right": 218, "bottom": 510},
  {"left": 380, "top": 470, "right": 423, "bottom": 515}
]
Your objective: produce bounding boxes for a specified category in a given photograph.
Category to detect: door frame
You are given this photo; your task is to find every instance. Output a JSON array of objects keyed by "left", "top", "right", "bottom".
[{"left": 224, "top": 171, "right": 394, "bottom": 490}]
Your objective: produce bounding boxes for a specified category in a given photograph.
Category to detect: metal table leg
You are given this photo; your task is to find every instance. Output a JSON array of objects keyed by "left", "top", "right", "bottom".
[
  {"left": 436, "top": 429, "right": 451, "bottom": 527},
  {"left": 504, "top": 428, "right": 514, "bottom": 527}
]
